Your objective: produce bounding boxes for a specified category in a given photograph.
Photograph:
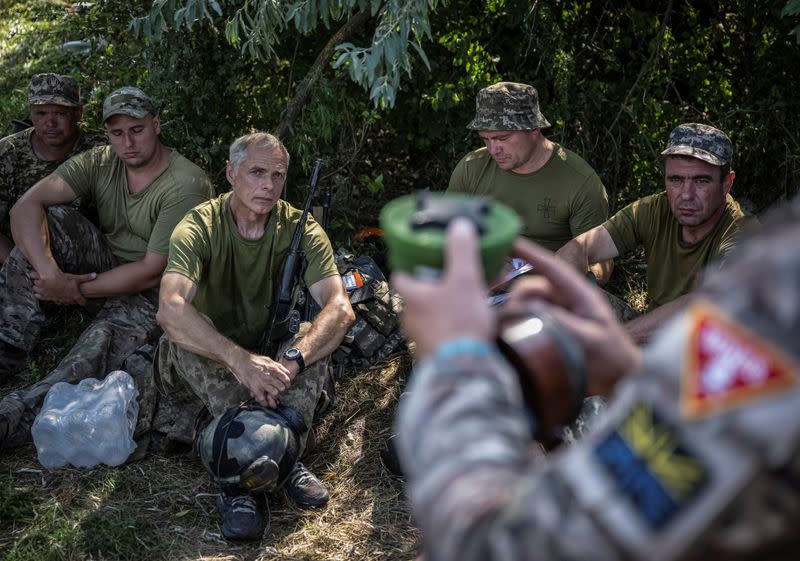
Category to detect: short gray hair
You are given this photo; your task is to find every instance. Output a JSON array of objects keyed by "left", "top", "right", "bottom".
[{"left": 229, "top": 131, "right": 290, "bottom": 174}]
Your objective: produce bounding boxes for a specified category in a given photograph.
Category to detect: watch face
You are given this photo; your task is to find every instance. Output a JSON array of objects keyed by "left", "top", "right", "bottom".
[{"left": 285, "top": 348, "right": 300, "bottom": 360}]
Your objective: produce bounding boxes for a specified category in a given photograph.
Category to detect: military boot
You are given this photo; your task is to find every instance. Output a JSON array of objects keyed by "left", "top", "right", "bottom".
[
  {"left": 285, "top": 461, "right": 329, "bottom": 509},
  {"left": 215, "top": 491, "right": 269, "bottom": 541}
]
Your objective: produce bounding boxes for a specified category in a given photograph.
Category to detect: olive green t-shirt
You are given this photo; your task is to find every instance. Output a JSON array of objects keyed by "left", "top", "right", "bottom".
[
  {"left": 166, "top": 193, "right": 339, "bottom": 349},
  {"left": 447, "top": 144, "right": 609, "bottom": 251},
  {"left": 56, "top": 146, "right": 213, "bottom": 262},
  {"left": 604, "top": 192, "right": 753, "bottom": 309}
]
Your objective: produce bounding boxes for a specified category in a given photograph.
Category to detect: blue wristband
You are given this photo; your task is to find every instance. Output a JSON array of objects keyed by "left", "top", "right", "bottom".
[{"left": 433, "top": 337, "right": 496, "bottom": 362}]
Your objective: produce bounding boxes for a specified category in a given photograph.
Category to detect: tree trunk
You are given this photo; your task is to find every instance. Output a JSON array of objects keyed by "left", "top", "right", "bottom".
[{"left": 275, "top": 10, "right": 371, "bottom": 139}]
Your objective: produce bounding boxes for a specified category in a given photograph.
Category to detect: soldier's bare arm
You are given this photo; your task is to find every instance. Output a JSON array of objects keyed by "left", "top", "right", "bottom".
[
  {"left": 9, "top": 174, "right": 95, "bottom": 304},
  {"left": 556, "top": 225, "right": 619, "bottom": 276},
  {"left": 77, "top": 250, "right": 166, "bottom": 297},
  {"left": 157, "top": 272, "right": 290, "bottom": 408},
  {"left": 277, "top": 274, "right": 355, "bottom": 379}
]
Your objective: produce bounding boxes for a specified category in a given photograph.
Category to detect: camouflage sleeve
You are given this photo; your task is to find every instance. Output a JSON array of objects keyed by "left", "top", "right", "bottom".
[
  {"left": 395, "top": 341, "right": 620, "bottom": 561},
  {"left": 396, "top": 302, "right": 800, "bottom": 561}
]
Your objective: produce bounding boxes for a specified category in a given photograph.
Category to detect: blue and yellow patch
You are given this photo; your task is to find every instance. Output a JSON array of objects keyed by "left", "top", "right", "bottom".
[{"left": 594, "top": 402, "right": 707, "bottom": 529}]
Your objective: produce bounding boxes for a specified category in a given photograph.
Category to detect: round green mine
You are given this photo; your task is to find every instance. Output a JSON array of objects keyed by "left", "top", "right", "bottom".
[{"left": 379, "top": 192, "right": 520, "bottom": 280}]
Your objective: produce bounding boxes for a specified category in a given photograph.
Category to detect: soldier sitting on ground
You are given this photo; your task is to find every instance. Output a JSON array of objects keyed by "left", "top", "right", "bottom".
[
  {"left": 557, "top": 123, "right": 755, "bottom": 342},
  {"left": 154, "top": 131, "right": 355, "bottom": 541},
  {"left": 0, "top": 73, "right": 105, "bottom": 264}
]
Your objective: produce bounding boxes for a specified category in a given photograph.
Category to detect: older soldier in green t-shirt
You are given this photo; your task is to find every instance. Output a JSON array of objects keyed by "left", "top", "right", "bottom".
[
  {"left": 448, "top": 81, "right": 612, "bottom": 283},
  {"left": 0, "top": 87, "right": 212, "bottom": 444},
  {"left": 557, "top": 123, "right": 754, "bottom": 344},
  {"left": 155, "top": 132, "right": 355, "bottom": 541}
]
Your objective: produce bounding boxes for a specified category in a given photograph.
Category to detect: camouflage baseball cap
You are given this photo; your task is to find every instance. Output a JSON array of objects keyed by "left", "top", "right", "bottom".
[
  {"left": 28, "top": 73, "right": 80, "bottom": 107},
  {"left": 467, "top": 82, "right": 551, "bottom": 131},
  {"left": 661, "top": 123, "right": 733, "bottom": 166},
  {"left": 102, "top": 87, "right": 158, "bottom": 122}
]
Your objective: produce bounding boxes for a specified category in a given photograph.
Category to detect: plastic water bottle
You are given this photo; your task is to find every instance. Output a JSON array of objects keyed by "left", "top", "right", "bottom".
[{"left": 31, "top": 370, "right": 139, "bottom": 468}]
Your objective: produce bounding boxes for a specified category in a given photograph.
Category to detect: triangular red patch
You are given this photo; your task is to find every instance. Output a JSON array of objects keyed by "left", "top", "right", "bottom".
[{"left": 682, "top": 301, "right": 797, "bottom": 419}]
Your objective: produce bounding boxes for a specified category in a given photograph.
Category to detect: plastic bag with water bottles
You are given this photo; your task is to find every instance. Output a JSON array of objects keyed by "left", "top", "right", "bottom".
[{"left": 31, "top": 370, "right": 139, "bottom": 468}]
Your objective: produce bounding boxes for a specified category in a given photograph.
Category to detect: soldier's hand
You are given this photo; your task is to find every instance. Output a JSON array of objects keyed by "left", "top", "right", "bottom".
[
  {"left": 507, "top": 237, "right": 641, "bottom": 397},
  {"left": 392, "top": 219, "right": 493, "bottom": 358},
  {"left": 235, "top": 353, "right": 292, "bottom": 409},
  {"left": 30, "top": 270, "right": 96, "bottom": 305}
]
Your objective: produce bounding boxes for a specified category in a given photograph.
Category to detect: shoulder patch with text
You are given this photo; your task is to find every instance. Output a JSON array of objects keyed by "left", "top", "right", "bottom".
[
  {"left": 594, "top": 402, "right": 707, "bottom": 529},
  {"left": 681, "top": 302, "right": 798, "bottom": 419}
]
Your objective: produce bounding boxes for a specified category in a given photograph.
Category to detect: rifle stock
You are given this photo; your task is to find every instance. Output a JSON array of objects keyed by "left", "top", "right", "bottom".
[{"left": 261, "top": 159, "right": 324, "bottom": 357}]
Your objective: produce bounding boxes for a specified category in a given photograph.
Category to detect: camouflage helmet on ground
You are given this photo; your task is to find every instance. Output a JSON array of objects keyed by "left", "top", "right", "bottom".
[
  {"left": 28, "top": 73, "right": 80, "bottom": 107},
  {"left": 467, "top": 82, "right": 551, "bottom": 131},
  {"left": 197, "top": 404, "right": 305, "bottom": 494}
]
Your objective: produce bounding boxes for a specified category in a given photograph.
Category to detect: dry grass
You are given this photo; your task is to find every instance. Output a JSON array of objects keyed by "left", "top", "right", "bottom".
[{"left": 0, "top": 312, "right": 418, "bottom": 561}]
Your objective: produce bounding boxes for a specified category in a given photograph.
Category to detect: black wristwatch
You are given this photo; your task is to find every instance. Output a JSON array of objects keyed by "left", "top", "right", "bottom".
[{"left": 283, "top": 347, "right": 305, "bottom": 372}]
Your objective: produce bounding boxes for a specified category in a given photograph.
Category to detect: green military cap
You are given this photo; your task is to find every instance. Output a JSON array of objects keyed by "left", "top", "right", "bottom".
[
  {"left": 467, "top": 82, "right": 551, "bottom": 131},
  {"left": 661, "top": 123, "right": 733, "bottom": 167},
  {"left": 102, "top": 87, "right": 158, "bottom": 122},
  {"left": 28, "top": 73, "right": 80, "bottom": 107}
]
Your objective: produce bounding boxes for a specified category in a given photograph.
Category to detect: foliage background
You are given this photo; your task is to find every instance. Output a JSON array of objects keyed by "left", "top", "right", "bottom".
[
  {"left": 1, "top": 0, "right": 798, "bottom": 244},
  {"left": 1, "top": 2, "right": 798, "bottom": 559}
]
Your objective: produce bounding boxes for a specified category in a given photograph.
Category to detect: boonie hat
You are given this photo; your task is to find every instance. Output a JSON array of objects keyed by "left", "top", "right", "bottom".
[
  {"left": 28, "top": 73, "right": 80, "bottom": 107},
  {"left": 661, "top": 123, "right": 732, "bottom": 167},
  {"left": 102, "top": 87, "right": 158, "bottom": 122},
  {"left": 467, "top": 82, "right": 551, "bottom": 131}
]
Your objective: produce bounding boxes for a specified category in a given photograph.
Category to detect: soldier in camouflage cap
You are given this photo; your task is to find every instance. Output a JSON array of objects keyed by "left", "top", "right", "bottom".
[
  {"left": 448, "top": 81, "right": 612, "bottom": 283},
  {"left": 557, "top": 122, "right": 753, "bottom": 343},
  {"left": 0, "top": 73, "right": 103, "bottom": 265}
]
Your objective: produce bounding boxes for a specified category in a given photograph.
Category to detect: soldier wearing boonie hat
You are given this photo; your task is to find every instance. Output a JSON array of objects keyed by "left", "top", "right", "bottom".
[
  {"left": 448, "top": 80, "right": 611, "bottom": 280},
  {"left": 0, "top": 73, "right": 104, "bottom": 266},
  {"left": 556, "top": 122, "right": 754, "bottom": 343},
  {"left": 466, "top": 81, "right": 551, "bottom": 131}
]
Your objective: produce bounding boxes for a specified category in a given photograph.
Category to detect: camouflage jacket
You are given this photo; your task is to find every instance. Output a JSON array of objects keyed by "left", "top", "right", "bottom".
[
  {"left": 0, "top": 127, "right": 105, "bottom": 237},
  {"left": 396, "top": 296, "right": 800, "bottom": 561}
]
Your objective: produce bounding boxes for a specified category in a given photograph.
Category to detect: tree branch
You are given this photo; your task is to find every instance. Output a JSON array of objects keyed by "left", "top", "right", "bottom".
[{"left": 275, "top": 10, "right": 371, "bottom": 139}]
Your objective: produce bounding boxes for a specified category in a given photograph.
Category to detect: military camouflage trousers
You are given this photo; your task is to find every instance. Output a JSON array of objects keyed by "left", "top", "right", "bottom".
[
  {"left": 0, "top": 206, "right": 159, "bottom": 447},
  {"left": 152, "top": 322, "right": 329, "bottom": 453}
]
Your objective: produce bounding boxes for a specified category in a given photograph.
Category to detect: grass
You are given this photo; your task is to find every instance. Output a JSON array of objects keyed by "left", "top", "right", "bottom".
[
  {"left": 0, "top": 307, "right": 418, "bottom": 561},
  {"left": 0, "top": 251, "right": 646, "bottom": 561}
]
